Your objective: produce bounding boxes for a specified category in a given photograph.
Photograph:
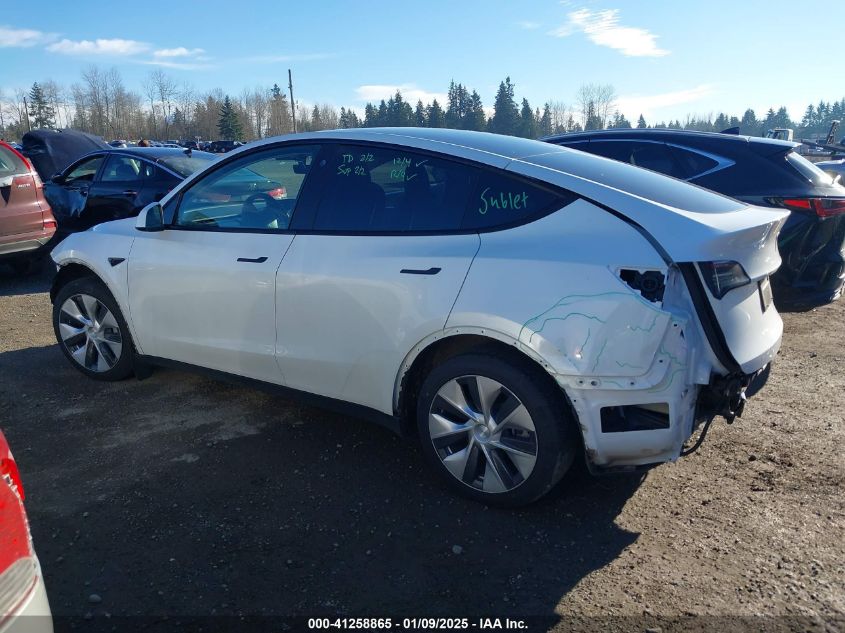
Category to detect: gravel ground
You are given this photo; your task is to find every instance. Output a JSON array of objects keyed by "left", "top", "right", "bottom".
[{"left": 0, "top": 263, "right": 842, "bottom": 633}]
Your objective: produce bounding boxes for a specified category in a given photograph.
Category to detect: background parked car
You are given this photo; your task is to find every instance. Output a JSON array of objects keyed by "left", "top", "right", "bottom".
[
  {"left": 0, "top": 141, "right": 57, "bottom": 275},
  {"left": 207, "top": 140, "right": 242, "bottom": 153},
  {"left": 544, "top": 129, "right": 845, "bottom": 309},
  {"left": 816, "top": 158, "right": 845, "bottom": 183},
  {"left": 44, "top": 147, "right": 215, "bottom": 235},
  {"left": 0, "top": 429, "right": 52, "bottom": 631}
]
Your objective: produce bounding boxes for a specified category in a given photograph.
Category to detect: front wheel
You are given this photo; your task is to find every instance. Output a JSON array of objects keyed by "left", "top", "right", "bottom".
[
  {"left": 52, "top": 277, "right": 135, "bottom": 381},
  {"left": 416, "top": 353, "right": 577, "bottom": 507}
]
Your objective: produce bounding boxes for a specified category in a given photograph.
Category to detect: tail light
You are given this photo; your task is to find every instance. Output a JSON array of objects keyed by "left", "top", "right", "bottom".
[
  {"left": 781, "top": 197, "right": 845, "bottom": 218},
  {"left": 11, "top": 175, "right": 33, "bottom": 190},
  {"left": 267, "top": 187, "right": 287, "bottom": 200},
  {"left": 0, "top": 430, "right": 34, "bottom": 580},
  {"left": 698, "top": 261, "right": 751, "bottom": 299},
  {"left": 43, "top": 218, "right": 57, "bottom": 231}
]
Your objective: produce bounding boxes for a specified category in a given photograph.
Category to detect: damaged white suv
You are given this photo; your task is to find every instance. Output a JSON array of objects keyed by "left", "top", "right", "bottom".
[{"left": 50, "top": 129, "right": 786, "bottom": 506}]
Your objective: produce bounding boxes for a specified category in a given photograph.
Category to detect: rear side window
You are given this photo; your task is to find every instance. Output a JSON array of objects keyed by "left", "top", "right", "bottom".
[
  {"left": 667, "top": 146, "right": 720, "bottom": 180},
  {"left": 462, "top": 171, "right": 564, "bottom": 230},
  {"left": 587, "top": 141, "right": 685, "bottom": 179},
  {"left": 0, "top": 145, "right": 28, "bottom": 178},
  {"left": 100, "top": 156, "right": 143, "bottom": 182},
  {"left": 313, "top": 145, "right": 475, "bottom": 232}
]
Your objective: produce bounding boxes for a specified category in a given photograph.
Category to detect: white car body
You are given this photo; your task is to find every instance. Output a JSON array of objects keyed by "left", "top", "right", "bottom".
[{"left": 51, "top": 128, "right": 786, "bottom": 483}]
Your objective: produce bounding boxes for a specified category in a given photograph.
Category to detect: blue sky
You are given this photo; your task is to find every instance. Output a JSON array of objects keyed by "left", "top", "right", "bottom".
[{"left": 1, "top": 0, "right": 842, "bottom": 124}]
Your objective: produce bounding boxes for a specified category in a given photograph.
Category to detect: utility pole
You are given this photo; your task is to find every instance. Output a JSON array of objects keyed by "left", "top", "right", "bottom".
[
  {"left": 288, "top": 69, "right": 297, "bottom": 133},
  {"left": 22, "top": 96, "right": 31, "bottom": 132}
]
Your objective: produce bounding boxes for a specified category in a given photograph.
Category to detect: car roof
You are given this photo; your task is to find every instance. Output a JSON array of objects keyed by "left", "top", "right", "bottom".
[
  {"left": 75, "top": 147, "right": 215, "bottom": 162},
  {"left": 542, "top": 128, "right": 798, "bottom": 150}
]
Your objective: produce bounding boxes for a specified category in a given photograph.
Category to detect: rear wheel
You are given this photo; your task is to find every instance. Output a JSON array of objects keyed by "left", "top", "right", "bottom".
[
  {"left": 52, "top": 277, "right": 134, "bottom": 381},
  {"left": 416, "top": 353, "right": 577, "bottom": 506}
]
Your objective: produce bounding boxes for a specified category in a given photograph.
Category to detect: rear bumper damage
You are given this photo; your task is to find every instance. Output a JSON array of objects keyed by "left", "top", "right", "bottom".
[{"left": 539, "top": 266, "right": 780, "bottom": 473}]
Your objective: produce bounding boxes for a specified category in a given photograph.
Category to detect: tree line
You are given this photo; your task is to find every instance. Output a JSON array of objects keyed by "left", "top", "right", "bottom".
[{"left": 2, "top": 65, "right": 843, "bottom": 143}]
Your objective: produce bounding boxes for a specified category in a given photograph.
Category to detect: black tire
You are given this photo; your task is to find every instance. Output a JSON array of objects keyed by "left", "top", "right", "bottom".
[
  {"left": 416, "top": 352, "right": 577, "bottom": 507},
  {"left": 52, "top": 276, "right": 135, "bottom": 381}
]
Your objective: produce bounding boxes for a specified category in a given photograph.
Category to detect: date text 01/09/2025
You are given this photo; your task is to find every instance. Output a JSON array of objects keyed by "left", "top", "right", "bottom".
[{"left": 307, "top": 617, "right": 528, "bottom": 630}]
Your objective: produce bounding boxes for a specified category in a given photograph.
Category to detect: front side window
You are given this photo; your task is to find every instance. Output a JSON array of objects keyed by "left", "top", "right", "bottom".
[
  {"left": 312, "top": 145, "right": 475, "bottom": 232},
  {"left": 100, "top": 156, "right": 143, "bottom": 182},
  {"left": 65, "top": 155, "right": 104, "bottom": 183},
  {"left": 175, "top": 145, "right": 319, "bottom": 231}
]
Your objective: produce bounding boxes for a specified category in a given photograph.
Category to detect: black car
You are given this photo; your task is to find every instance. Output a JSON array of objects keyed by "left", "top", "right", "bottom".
[
  {"left": 44, "top": 147, "right": 216, "bottom": 235},
  {"left": 207, "top": 140, "right": 242, "bottom": 153},
  {"left": 544, "top": 129, "right": 845, "bottom": 309}
]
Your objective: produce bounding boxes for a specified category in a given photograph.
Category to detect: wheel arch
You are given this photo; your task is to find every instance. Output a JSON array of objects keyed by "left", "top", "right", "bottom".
[
  {"left": 394, "top": 328, "right": 578, "bottom": 436},
  {"left": 50, "top": 262, "right": 100, "bottom": 303}
]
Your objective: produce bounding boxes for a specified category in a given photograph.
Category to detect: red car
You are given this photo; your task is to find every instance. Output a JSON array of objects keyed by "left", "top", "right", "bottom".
[
  {"left": 0, "top": 141, "right": 57, "bottom": 275},
  {"left": 0, "top": 429, "right": 52, "bottom": 631}
]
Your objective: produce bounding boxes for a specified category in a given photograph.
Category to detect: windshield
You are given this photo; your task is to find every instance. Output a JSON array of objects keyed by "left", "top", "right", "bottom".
[{"left": 158, "top": 153, "right": 216, "bottom": 177}]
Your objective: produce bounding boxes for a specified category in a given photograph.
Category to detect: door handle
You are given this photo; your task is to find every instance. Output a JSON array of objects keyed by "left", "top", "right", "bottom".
[
  {"left": 400, "top": 267, "right": 441, "bottom": 275},
  {"left": 122, "top": 190, "right": 137, "bottom": 196},
  {"left": 237, "top": 256, "right": 268, "bottom": 263}
]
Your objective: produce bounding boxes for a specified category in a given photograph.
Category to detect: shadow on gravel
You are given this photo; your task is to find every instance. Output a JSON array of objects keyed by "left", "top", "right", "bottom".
[
  {"left": 0, "top": 343, "right": 644, "bottom": 628},
  {"left": 0, "top": 261, "right": 53, "bottom": 297}
]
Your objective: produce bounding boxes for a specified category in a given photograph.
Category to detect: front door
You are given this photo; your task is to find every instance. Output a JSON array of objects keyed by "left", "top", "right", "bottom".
[
  {"left": 128, "top": 143, "right": 322, "bottom": 383},
  {"left": 275, "top": 143, "right": 481, "bottom": 414}
]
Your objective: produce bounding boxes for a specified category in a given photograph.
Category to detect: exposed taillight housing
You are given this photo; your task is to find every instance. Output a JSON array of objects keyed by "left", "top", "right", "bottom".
[
  {"left": 781, "top": 197, "right": 845, "bottom": 218},
  {"left": 0, "top": 431, "right": 33, "bottom": 579},
  {"left": 698, "top": 261, "right": 751, "bottom": 299}
]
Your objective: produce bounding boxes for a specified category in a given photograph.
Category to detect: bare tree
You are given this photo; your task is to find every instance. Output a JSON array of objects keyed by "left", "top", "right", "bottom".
[{"left": 576, "top": 83, "right": 616, "bottom": 130}]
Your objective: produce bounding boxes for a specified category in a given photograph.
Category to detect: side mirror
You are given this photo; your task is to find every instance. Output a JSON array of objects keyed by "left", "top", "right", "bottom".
[
  {"left": 50, "top": 173, "right": 65, "bottom": 184},
  {"left": 135, "top": 202, "right": 164, "bottom": 232}
]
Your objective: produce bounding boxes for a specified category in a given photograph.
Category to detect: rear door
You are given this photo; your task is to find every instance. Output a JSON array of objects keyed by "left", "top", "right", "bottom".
[
  {"left": 44, "top": 153, "right": 105, "bottom": 232},
  {"left": 275, "top": 143, "right": 480, "bottom": 414},
  {"left": 85, "top": 154, "right": 149, "bottom": 224}
]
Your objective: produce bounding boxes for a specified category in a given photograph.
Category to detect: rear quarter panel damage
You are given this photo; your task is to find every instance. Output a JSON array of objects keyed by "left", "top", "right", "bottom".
[{"left": 443, "top": 200, "right": 709, "bottom": 467}]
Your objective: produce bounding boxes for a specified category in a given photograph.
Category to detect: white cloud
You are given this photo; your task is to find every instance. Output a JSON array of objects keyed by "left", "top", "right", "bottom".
[
  {"left": 355, "top": 84, "right": 447, "bottom": 105},
  {"left": 47, "top": 38, "right": 150, "bottom": 56},
  {"left": 0, "top": 25, "right": 54, "bottom": 47},
  {"left": 140, "top": 60, "right": 214, "bottom": 70},
  {"left": 518, "top": 21, "right": 541, "bottom": 30},
  {"left": 153, "top": 47, "right": 205, "bottom": 59},
  {"left": 616, "top": 84, "right": 715, "bottom": 119},
  {"left": 247, "top": 53, "right": 334, "bottom": 63},
  {"left": 550, "top": 8, "right": 668, "bottom": 57}
]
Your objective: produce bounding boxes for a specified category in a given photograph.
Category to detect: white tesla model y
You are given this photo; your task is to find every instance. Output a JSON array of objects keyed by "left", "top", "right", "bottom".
[{"left": 50, "top": 129, "right": 786, "bottom": 506}]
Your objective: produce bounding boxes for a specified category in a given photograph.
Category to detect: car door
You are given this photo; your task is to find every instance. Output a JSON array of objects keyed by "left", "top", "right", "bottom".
[
  {"left": 84, "top": 154, "right": 148, "bottom": 225},
  {"left": 128, "top": 143, "right": 323, "bottom": 382},
  {"left": 275, "top": 143, "right": 481, "bottom": 414},
  {"left": 44, "top": 154, "right": 105, "bottom": 233}
]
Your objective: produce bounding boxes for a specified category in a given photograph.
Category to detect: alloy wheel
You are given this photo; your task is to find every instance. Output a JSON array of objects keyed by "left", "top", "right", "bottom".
[
  {"left": 428, "top": 375, "right": 539, "bottom": 493},
  {"left": 58, "top": 294, "right": 123, "bottom": 373}
]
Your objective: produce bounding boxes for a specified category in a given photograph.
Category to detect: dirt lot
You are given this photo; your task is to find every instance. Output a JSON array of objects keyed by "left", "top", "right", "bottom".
[{"left": 0, "top": 263, "right": 842, "bottom": 632}]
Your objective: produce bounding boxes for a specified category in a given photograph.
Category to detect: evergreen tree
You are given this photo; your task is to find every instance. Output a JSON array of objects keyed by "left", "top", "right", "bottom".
[
  {"left": 28, "top": 82, "right": 56, "bottom": 129},
  {"left": 310, "top": 104, "right": 323, "bottom": 130},
  {"left": 518, "top": 98, "right": 537, "bottom": 138},
  {"left": 377, "top": 100, "right": 389, "bottom": 126},
  {"left": 427, "top": 99, "right": 445, "bottom": 128},
  {"left": 218, "top": 95, "right": 243, "bottom": 140},
  {"left": 363, "top": 103, "right": 378, "bottom": 127},
  {"left": 387, "top": 91, "right": 413, "bottom": 126},
  {"left": 414, "top": 100, "right": 427, "bottom": 127},
  {"left": 489, "top": 77, "right": 519, "bottom": 136},
  {"left": 740, "top": 108, "right": 758, "bottom": 135},
  {"left": 464, "top": 91, "right": 487, "bottom": 132},
  {"left": 584, "top": 101, "right": 603, "bottom": 130},
  {"left": 636, "top": 114, "right": 647, "bottom": 129},
  {"left": 445, "top": 81, "right": 470, "bottom": 129},
  {"left": 538, "top": 103, "right": 553, "bottom": 137}
]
